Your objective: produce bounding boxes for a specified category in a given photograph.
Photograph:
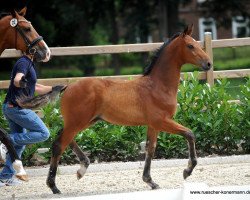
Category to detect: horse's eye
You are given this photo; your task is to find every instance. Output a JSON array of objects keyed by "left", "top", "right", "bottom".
[{"left": 187, "top": 44, "right": 194, "bottom": 49}]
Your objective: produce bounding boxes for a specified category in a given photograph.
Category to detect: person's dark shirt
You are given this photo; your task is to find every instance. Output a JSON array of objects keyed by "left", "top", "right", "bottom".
[{"left": 4, "top": 55, "right": 37, "bottom": 106}]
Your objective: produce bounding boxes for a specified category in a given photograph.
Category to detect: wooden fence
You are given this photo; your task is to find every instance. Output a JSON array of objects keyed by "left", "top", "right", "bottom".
[{"left": 0, "top": 34, "right": 250, "bottom": 89}]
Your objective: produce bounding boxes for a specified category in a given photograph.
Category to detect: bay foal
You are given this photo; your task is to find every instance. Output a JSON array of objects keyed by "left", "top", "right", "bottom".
[
  {"left": 19, "top": 25, "right": 212, "bottom": 193},
  {"left": 47, "top": 25, "right": 211, "bottom": 194}
]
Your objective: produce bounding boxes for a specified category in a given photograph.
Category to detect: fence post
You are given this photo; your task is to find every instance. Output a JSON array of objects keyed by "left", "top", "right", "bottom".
[{"left": 204, "top": 32, "right": 214, "bottom": 86}]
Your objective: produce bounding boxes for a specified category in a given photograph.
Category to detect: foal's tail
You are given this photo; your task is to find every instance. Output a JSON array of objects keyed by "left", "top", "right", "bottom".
[{"left": 16, "top": 85, "right": 67, "bottom": 110}]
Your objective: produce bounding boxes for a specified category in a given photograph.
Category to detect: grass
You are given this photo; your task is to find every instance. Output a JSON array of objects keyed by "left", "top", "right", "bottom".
[
  {"left": 214, "top": 58, "right": 250, "bottom": 70},
  {"left": 213, "top": 46, "right": 250, "bottom": 60}
]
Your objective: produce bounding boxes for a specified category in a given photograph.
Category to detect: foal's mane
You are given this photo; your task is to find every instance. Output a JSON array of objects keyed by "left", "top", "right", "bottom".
[{"left": 143, "top": 32, "right": 181, "bottom": 76}]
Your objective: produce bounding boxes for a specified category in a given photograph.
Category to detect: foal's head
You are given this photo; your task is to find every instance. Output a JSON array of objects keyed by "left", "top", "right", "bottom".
[
  {"left": 174, "top": 25, "right": 212, "bottom": 71},
  {"left": 0, "top": 7, "right": 51, "bottom": 62}
]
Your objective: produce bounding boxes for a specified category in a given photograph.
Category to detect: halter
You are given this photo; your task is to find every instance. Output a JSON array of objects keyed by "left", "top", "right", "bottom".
[{"left": 10, "top": 18, "right": 43, "bottom": 55}]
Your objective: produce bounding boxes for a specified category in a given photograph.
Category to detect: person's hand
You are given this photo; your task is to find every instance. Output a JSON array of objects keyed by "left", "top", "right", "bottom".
[{"left": 19, "top": 76, "right": 28, "bottom": 88}]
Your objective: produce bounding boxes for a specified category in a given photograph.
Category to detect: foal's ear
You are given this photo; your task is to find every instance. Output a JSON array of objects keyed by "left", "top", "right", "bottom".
[{"left": 183, "top": 24, "right": 194, "bottom": 36}]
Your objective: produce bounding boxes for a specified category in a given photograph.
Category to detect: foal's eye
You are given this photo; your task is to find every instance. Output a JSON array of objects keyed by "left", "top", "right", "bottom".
[{"left": 187, "top": 44, "right": 194, "bottom": 49}]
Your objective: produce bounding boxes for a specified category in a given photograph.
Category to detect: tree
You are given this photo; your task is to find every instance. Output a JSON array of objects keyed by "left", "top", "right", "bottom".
[
  {"left": 28, "top": 0, "right": 100, "bottom": 76},
  {"left": 157, "top": 0, "right": 192, "bottom": 39},
  {"left": 1, "top": 0, "right": 196, "bottom": 76}
]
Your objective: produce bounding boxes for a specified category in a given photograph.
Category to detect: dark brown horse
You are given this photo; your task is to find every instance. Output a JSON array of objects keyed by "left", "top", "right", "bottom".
[
  {"left": 18, "top": 25, "right": 212, "bottom": 194},
  {"left": 0, "top": 7, "right": 51, "bottom": 181}
]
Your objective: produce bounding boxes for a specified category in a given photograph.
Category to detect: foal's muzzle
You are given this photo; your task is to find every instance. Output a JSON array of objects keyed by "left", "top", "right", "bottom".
[{"left": 201, "top": 61, "right": 212, "bottom": 71}]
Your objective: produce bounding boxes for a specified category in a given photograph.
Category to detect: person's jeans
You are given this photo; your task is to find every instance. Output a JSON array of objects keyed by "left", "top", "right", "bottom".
[{"left": 0, "top": 103, "right": 50, "bottom": 179}]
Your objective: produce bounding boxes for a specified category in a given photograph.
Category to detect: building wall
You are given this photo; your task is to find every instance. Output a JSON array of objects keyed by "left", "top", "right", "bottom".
[
  {"left": 179, "top": 0, "right": 249, "bottom": 41},
  {"left": 179, "top": 0, "right": 200, "bottom": 40}
]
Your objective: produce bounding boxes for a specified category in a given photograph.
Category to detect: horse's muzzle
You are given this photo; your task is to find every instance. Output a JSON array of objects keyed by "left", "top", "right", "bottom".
[
  {"left": 201, "top": 61, "right": 212, "bottom": 71},
  {"left": 34, "top": 48, "right": 51, "bottom": 62}
]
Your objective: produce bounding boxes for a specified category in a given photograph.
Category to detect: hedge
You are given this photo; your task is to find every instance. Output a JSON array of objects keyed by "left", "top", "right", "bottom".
[{"left": 0, "top": 73, "right": 249, "bottom": 166}]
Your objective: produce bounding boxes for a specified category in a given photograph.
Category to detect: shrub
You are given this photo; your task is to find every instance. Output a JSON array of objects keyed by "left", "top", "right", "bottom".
[
  {"left": 237, "top": 78, "right": 250, "bottom": 153},
  {"left": 75, "top": 123, "right": 145, "bottom": 162},
  {"left": 0, "top": 93, "right": 9, "bottom": 131},
  {"left": 40, "top": 68, "right": 83, "bottom": 78},
  {"left": 0, "top": 74, "right": 249, "bottom": 165},
  {"left": 174, "top": 73, "right": 249, "bottom": 156}
]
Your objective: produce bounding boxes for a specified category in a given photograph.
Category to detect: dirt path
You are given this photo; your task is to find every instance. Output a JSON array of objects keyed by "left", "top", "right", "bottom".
[{"left": 1, "top": 160, "right": 249, "bottom": 200}]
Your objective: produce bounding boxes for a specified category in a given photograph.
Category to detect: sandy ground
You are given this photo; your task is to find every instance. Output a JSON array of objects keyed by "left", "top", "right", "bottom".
[{"left": 0, "top": 159, "right": 249, "bottom": 200}]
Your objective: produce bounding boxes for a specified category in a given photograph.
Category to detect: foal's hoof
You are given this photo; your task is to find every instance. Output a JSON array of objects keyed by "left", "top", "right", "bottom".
[
  {"left": 77, "top": 171, "right": 83, "bottom": 180},
  {"left": 151, "top": 182, "right": 160, "bottom": 190},
  {"left": 52, "top": 187, "right": 61, "bottom": 194},
  {"left": 146, "top": 181, "right": 160, "bottom": 190},
  {"left": 183, "top": 169, "right": 192, "bottom": 179},
  {"left": 143, "top": 176, "right": 160, "bottom": 190},
  {"left": 77, "top": 166, "right": 87, "bottom": 180}
]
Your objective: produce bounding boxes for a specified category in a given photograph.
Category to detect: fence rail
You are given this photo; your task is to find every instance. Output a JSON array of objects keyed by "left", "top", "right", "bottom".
[
  {"left": 1, "top": 37, "right": 250, "bottom": 58},
  {"left": 0, "top": 36, "right": 250, "bottom": 88},
  {"left": 0, "top": 69, "right": 249, "bottom": 89}
]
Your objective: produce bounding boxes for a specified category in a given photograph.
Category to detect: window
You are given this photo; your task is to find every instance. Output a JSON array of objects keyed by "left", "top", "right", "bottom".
[
  {"left": 232, "top": 16, "right": 250, "bottom": 38},
  {"left": 199, "top": 17, "right": 217, "bottom": 41}
]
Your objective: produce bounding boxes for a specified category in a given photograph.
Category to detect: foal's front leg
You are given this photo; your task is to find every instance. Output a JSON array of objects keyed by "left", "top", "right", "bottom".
[
  {"left": 159, "top": 119, "right": 197, "bottom": 179},
  {"left": 182, "top": 131, "right": 197, "bottom": 179},
  {"left": 69, "top": 140, "right": 90, "bottom": 180},
  {"left": 142, "top": 127, "right": 160, "bottom": 189}
]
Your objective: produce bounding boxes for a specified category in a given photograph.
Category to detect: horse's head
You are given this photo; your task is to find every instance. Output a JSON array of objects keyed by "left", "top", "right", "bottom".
[
  {"left": 0, "top": 7, "right": 51, "bottom": 62},
  {"left": 176, "top": 25, "right": 212, "bottom": 71}
]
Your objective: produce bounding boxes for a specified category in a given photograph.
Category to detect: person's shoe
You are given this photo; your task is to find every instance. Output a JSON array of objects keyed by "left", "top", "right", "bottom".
[
  {"left": 0, "top": 143, "right": 7, "bottom": 162},
  {"left": 13, "top": 160, "right": 28, "bottom": 181},
  {"left": 0, "top": 177, "right": 22, "bottom": 186},
  {"left": 0, "top": 180, "right": 6, "bottom": 187}
]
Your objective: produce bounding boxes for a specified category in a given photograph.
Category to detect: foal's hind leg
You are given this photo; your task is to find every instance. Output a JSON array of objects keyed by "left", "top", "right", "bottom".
[
  {"left": 142, "top": 127, "right": 160, "bottom": 189},
  {"left": 47, "top": 128, "right": 81, "bottom": 194},
  {"left": 69, "top": 140, "right": 90, "bottom": 180},
  {"left": 46, "top": 129, "right": 64, "bottom": 194},
  {"left": 157, "top": 119, "right": 197, "bottom": 180}
]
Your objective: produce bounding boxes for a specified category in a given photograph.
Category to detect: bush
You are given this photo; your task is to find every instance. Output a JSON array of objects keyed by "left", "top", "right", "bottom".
[
  {"left": 75, "top": 123, "right": 145, "bottom": 162},
  {"left": 237, "top": 79, "right": 250, "bottom": 153},
  {"left": 40, "top": 68, "right": 83, "bottom": 78},
  {"left": 0, "top": 74, "right": 249, "bottom": 165},
  {"left": 174, "top": 73, "right": 250, "bottom": 156},
  {"left": 95, "top": 68, "right": 114, "bottom": 76},
  {"left": 156, "top": 74, "right": 250, "bottom": 158}
]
